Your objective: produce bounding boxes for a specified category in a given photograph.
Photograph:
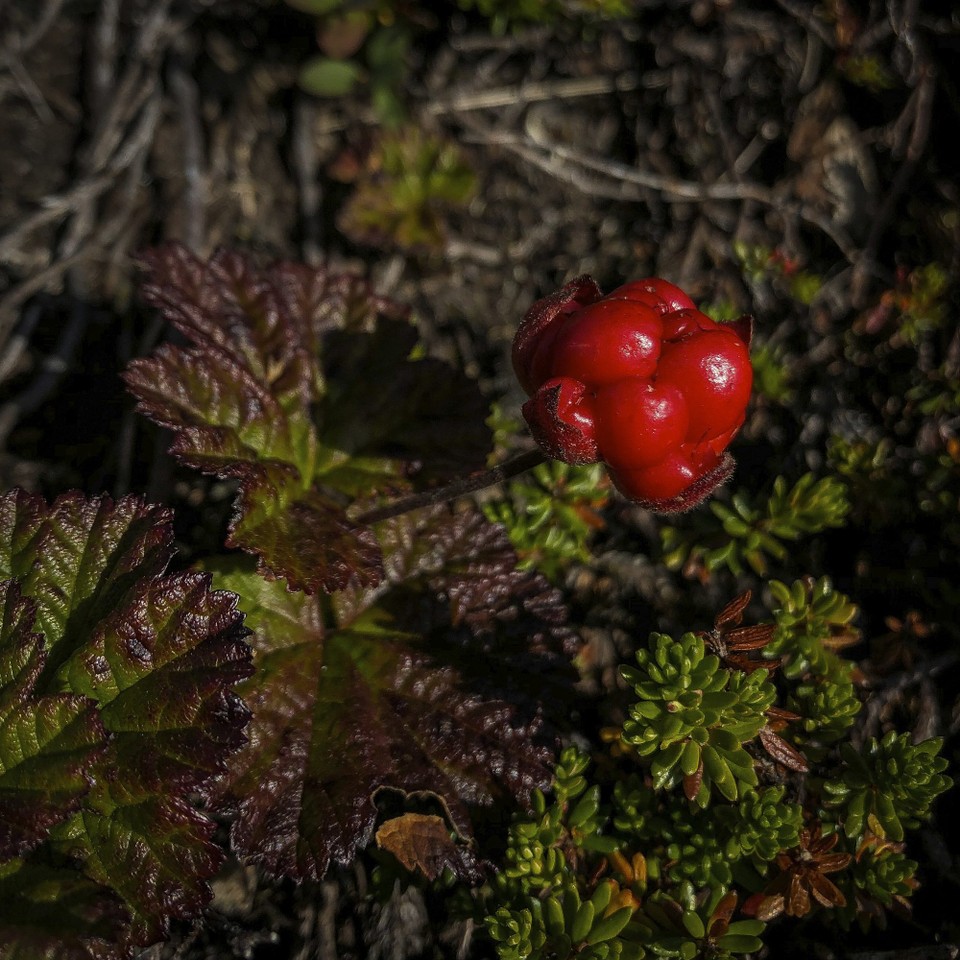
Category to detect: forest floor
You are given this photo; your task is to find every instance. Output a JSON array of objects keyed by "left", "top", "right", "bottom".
[{"left": 1, "top": 2, "right": 959, "bottom": 959}]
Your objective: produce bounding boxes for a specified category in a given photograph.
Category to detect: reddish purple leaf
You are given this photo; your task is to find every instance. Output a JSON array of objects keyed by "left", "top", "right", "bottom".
[
  {"left": 759, "top": 725, "right": 809, "bottom": 774},
  {"left": 0, "top": 581, "right": 107, "bottom": 860},
  {"left": 208, "top": 506, "right": 577, "bottom": 881},
  {"left": 125, "top": 245, "right": 492, "bottom": 592},
  {"left": 0, "top": 491, "right": 253, "bottom": 956}
]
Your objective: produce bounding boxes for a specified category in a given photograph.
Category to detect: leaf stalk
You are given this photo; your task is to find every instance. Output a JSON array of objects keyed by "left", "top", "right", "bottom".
[{"left": 352, "top": 449, "right": 548, "bottom": 525}]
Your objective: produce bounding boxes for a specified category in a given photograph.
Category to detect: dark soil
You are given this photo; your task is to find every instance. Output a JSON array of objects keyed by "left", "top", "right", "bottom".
[{"left": 2, "top": 1, "right": 959, "bottom": 959}]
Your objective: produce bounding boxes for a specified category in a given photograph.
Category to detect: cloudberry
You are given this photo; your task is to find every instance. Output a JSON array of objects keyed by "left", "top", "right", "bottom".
[{"left": 513, "top": 276, "right": 752, "bottom": 512}]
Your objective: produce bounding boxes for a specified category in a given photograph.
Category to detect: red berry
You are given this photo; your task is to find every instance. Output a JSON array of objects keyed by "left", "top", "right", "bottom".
[
  {"left": 512, "top": 275, "right": 753, "bottom": 511},
  {"left": 594, "top": 378, "right": 688, "bottom": 469},
  {"left": 512, "top": 275, "right": 602, "bottom": 394},
  {"left": 549, "top": 300, "right": 662, "bottom": 385},
  {"left": 661, "top": 308, "right": 718, "bottom": 342},
  {"left": 656, "top": 329, "right": 752, "bottom": 443},
  {"left": 608, "top": 449, "right": 704, "bottom": 501},
  {"left": 609, "top": 451, "right": 735, "bottom": 510},
  {"left": 606, "top": 279, "right": 695, "bottom": 314}
]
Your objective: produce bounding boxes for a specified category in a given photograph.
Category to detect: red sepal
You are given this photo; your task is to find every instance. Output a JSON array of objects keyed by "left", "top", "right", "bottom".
[
  {"left": 724, "top": 314, "right": 754, "bottom": 348},
  {"left": 521, "top": 378, "right": 600, "bottom": 465},
  {"left": 512, "top": 275, "right": 603, "bottom": 395}
]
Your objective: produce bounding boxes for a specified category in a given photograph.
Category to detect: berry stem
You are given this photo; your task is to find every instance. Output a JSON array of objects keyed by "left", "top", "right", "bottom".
[{"left": 351, "top": 449, "right": 548, "bottom": 525}]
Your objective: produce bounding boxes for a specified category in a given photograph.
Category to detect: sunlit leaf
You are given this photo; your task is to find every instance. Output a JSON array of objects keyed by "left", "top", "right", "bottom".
[
  {"left": 0, "top": 582, "right": 106, "bottom": 860},
  {"left": 125, "top": 245, "right": 491, "bottom": 592},
  {"left": 375, "top": 813, "right": 481, "bottom": 881},
  {"left": 0, "top": 491, "right": 253, "bottom": 957}
]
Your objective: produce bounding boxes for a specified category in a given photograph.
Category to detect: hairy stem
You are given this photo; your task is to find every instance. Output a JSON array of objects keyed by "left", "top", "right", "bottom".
[{"left": 351, "top": 449, "right": 548, "bottom": 525}]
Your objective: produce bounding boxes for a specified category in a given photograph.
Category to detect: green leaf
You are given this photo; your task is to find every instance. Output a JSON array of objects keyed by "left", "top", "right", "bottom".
[
  {"left": 718, "top": 933, "right": 765, "bottom": 953},
  {"left": 0, "top": 859, "right": 130, "bottom": 959},
  {"left": 0, "top": 582, "right": 106, "bottom": 860},
  {"left": 544, "top": 895, "right": 565, "bottom": 936},
  {"left": 568, "top": 787, "right": 600, "bottom": 828},
  {"left": 365, "top": 25, "right": 409, "bottom": 72},
  {"left": 585, "top": 905, "right": 634, "bottom": 944},
  {"left": 125, "top": 246, "right": 491, "bottom": 593},
  {"left": 298, "top": 56, "right": 364, "bottom": 97},
  {"left": 206, "top": 506, "right": 576, "bottom": 880},
  {"left": 123, "top": 246, "right": 490, "bottom": 593},
  {"left": 0, "top": 491, "right": 253, "bottom": 956},
  {"left": 680, "top": 739, "right": 701, "bottom": 777},
  {"left": 682, "top": 909, "right": 705, "bottom": 939}
]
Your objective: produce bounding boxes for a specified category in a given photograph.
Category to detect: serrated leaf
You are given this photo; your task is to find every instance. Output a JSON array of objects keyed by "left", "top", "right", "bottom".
[
  {"left": 0, "top": 582, "right": 107, "bottom": 860},
  {"left": 230, "top": 477, "right": 382, "bottom": 594},
  {"left": 0, "top": 859, "right": 130, "bottom": 960},
  {"left": 316, "top": 322, "right": 490, "bottom": 488},
  {"left": 375, "top": 813, "right": 480, "bottom": 882},
  {"left": 207, "top": 506, "right": 577, "bottom": 880},
  {"left": 0, "top": 492, "right": 173, "bottom": 678},
  {"left": 125, "top": 245, "right": 491, "bottom": 592},
  {"left": 0, "top": 491, "right": 253, "bottom": 957}
]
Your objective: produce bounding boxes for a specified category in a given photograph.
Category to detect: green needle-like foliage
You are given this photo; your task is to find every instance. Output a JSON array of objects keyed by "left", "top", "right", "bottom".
[
  {"left": 611, "top": 776, "right": 731, "bottom": 889},
  {"left": 634, "top": 884, "right": 765, "bottom": 959},
  {"left": 610, "top": 780, "right": 802, "bottom": 889},
  {"left": 483, "top": 461, "right": 608, "bottom": 582},
  {"left": 787, "top": 659, "right": 861, "bottom": 749},
  {"left": 489, "top": 749, "right": 639, "bottom": 960},
  {"left": 498, "top": 747, "right": 612, "bottom": 898},
  {"left": 846, "top": 842, "right": 918, "bottom": 912},
  {"left": 621, "top": 632, "right": 774, "bottom": 804},
  {"left": 749, "top": 341, "right": 796, "bottom": 405},
  {"left": 823, "top": 732, "right": 951, "bottom": 842},
  {"left": 766, "top": 577, "right": 860, "bottom": 678},
  {"left": 762, "top": 578, "right": 862, "bottom": 754},
  {"left": 723, "top": 788, "right": 804, "bottom": 865},
  {"left": 487, "top": 882, "right": 640, "bottom": 960},
  {"left": 487, "top": 904, "right": 547, "bottom": 960},
  {"left": 661, "top": 473, "right": 849, "bottom": 577}
]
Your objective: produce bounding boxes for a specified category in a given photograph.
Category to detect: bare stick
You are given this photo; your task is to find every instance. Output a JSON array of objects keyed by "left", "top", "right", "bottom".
[
  {"left": 292, "top": 94, "right": 323, "bottom": 264},
  {"left": 847, "top": 946, "right": 958, "bottom": 960},
  {"left": 88, "top": 0, "right": 120, "bottom": 117},
  {"left": 464, "top": 119, "right": 861, "bottom": 264},
  {"left": 351, "top": 450, "right": 548, "bottom": 526},
  {"left": 168, "top": 42, "right": 207, "bottom": 252},
  {"left": 481, "top": 126, "right": 777, "bottom": 203},
  {"left": 0, "top": 300, "right": 91, "bottom": 447}
]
